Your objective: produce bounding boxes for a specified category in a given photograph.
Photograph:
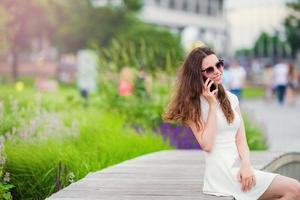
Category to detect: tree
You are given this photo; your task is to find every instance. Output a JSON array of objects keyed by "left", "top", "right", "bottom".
[
  {"left": 0, "top": 0, "right": 55, "bottom": 81},
  {"left": 50, "top": 0, "right": 135, "bottom": 53},
  {"left": 284, "top": 0, "right": 300, "bottom": 58},
  {"left": 252, "top": 31, "right": 289, "bottom": 59},
  {"left": 253, "top": 32, "right": 271, "bottom": 57},
  {"left": 50, "top": 0, "right": 183, "bottom": 73},
  {"left": 111, "top": 21, "right": 184, "bottom": 73},
  {"left": 123, "top": 0, "right": 143, "bottom": 12},
  {"left": 0, "top": 5, "right": 10, "bottom": 53},
  {"left": 0, "top": 0, "right": 183, "bottom": 79}
]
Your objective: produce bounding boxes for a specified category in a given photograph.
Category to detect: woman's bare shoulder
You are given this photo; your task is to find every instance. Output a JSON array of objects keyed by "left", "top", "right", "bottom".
[{"left": 225, "top": 90, "right": 239, "bottom": 108}]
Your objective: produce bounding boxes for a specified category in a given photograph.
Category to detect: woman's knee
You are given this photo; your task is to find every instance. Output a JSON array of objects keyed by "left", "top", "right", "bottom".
[
  {"left": 294, "top": 180, "right": 300, "bottom": 197},
  {"left": 286, "top": 179, "right": 300, "bottom": 199}
]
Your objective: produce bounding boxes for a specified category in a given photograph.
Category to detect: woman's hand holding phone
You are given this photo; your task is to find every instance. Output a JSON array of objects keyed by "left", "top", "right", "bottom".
[{"left": 202, "top": 77, "right": 218, "bottom": 107}]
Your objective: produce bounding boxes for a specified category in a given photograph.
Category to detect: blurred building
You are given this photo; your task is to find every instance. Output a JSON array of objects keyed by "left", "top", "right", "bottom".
[
  {"left": 91, "top": 0, "right": 122, "bottom": 7},
  {"left": 91, "top": 0, "right": 230, "bottom": 55},
  {"left": 225, "top": 0, "right": 293, "bottom": 52},
  {"left": 139, "top": 0, "right": 229, "bottom": 55}
]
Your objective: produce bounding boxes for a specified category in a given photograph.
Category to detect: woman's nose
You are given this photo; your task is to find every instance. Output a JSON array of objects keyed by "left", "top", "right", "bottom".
[
  {"left": 214, "top": 69, "right": 221, "bottom": 75},
  {"left": 216, "top": 67, "right": 222, "bottom": 74}
]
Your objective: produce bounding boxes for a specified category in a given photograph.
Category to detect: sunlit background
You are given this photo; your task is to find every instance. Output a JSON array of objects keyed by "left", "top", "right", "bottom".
[{"left": 0, "top": 0, "right": 299, "bottom": 199}]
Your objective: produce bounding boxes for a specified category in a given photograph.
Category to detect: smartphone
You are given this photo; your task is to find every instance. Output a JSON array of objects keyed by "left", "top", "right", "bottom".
[{"left": 203, "top": 76, "right": 217, "bottom": 92}]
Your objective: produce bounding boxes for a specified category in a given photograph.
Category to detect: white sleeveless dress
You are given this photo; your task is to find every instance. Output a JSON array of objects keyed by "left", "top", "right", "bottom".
[{"left": 200, "top": 90, "right": 279, "bottom": 200}]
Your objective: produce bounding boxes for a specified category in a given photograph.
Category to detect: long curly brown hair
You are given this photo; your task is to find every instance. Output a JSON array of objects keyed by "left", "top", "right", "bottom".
[{"left": 162, "top": 47, "right": 235, "bottom": 132}]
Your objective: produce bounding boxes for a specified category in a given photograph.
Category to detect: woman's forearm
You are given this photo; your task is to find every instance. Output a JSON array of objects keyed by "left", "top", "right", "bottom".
[
  {"left": 237, "top": 141, "right": 251, "bottom": 166},
  {"left": 236, "top": 118, "right": 251, "bottom": 166}
]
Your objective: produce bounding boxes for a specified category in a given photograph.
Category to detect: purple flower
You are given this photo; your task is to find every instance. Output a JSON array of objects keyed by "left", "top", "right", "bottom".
[{"left": 156, "top": 122, "right": 202, "bottom": 150}]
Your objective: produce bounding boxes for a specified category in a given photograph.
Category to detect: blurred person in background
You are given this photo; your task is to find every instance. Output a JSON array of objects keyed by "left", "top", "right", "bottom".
[
  {"left": 286, "top": 63, "right": 298, "bottom": 106},
  {"left": 251, "top": 58, "right": 263, "bottom": 84},
  {"left": 77, "top": 49, "right": 98, "bottom": 107},
  {"left": 228, "top": 60, "right": 247, "bottom": 101},
  {"left": 273, "top": 59, "right": 289, "bottom": 105},
  {"left": 262, "top": 63, "right": 275, "bottom": 103},
  {"left": 118, "top": 66, "right": 134, "bottom": 97}
]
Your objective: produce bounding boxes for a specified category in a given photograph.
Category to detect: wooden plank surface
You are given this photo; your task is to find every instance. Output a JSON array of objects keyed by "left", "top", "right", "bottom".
[{"left": 47, "top": 150, "right": 287, "bottom": 200}]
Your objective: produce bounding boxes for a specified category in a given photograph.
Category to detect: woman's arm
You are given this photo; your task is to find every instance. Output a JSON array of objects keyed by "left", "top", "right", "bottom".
[
  {"left": 235, "top": 105, "right": 251, "bottom": 165},
  {"left": 189, "top": 79, "right": 219, "bottom": 152},
  {"left": 188, "top": 104, "right": 218, "bottom": 152},
  {"left": 235, "top": 105, "right": 256, "bottom": 192}
]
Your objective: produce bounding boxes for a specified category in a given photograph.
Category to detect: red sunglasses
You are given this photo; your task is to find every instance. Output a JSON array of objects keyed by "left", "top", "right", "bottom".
[{"left": 201, "top": 59, "right": 224, "bottom": 75}]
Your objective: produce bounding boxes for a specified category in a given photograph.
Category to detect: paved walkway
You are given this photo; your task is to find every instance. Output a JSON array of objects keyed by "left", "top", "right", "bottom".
[{"left": 240, "top": 95, "right": 300, "bottom": 152}]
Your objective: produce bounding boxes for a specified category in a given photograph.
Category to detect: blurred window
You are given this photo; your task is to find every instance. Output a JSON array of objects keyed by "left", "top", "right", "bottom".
[
  {"left": 183, "top": 0, "right": 188, "bottom": 11},
  {"left": 207, "top": 0, "right": 211, "bottom": 15},
  {"left": 195, "top": 0, "right": 200, "bottom": 14},
  {"left": 169, "top": 0, "right": 175, "bottom": 9}
]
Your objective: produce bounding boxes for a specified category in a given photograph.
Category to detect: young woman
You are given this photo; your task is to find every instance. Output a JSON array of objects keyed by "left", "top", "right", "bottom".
[{"left": 162, "top": 47, "right": 300, "bottom": 200}]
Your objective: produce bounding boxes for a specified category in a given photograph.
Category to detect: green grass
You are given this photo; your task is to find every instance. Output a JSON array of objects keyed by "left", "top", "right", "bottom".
[
  {"left": 243, "top": 87, "right": 265, "bottom": 98},
  {"left": 0, "top": 83, "right": 173, "bottom": 199},
  {"left": 243, "top": 114, "right": 268, "bottom": 150},
  {"left": 0, "top": 78, "right": 268, "bottom": 199},
  {"left": 4, "top": 110, "right": 172, "bottom": 199}
]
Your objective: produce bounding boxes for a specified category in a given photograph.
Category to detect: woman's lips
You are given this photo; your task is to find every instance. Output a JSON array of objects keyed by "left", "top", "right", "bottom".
[{"left": 214, "top": 75, "right": 221, "bottom": 81}]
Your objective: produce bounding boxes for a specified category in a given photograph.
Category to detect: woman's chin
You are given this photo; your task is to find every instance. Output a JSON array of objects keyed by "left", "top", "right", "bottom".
[{"left": 215, "top": 80, "right": 222, "bottom": 85}]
